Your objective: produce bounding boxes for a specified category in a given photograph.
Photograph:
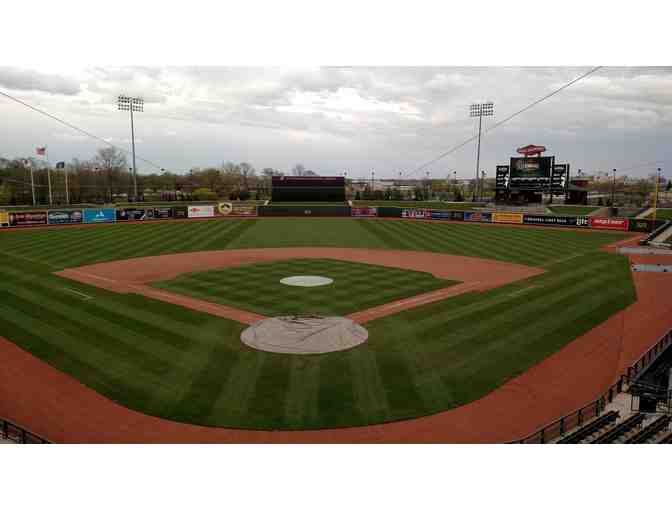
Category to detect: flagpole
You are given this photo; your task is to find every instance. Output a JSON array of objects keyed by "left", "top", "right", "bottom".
[
  {"left": 28, "top": 160, "right": 36, "bottom": 206},
  {"left": 45, "top": 146, "right": 53, "bottom": 206},
  {"left": 65, "top": 163, "right": 69, "bottom": 205}
]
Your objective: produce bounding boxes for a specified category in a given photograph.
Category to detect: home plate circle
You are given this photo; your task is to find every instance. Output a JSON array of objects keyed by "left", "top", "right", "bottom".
[
  {"left": 280, "top": 275, "right": 334, "bottom": 287},
  {"left": 241, "top": 315, "right": 368, "bottom": 354}
]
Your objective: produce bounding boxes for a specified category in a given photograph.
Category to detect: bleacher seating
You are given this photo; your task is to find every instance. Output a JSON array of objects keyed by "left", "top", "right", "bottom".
[
  {"left": 591, "top": 413, "right": 646, "bottom": 444},
  {"left": 626, "top": 415, "right": 672, "bottom": 444},
  {"left": 556, "top": 411, "right": 620, "bottom": 444},
  {"left": 657, "top": 432, "right": 672, "bottom": 444}
]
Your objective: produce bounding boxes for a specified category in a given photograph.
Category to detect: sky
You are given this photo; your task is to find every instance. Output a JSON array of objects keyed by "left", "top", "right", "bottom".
[{"left": 1, "top": 66, "right": 671, "bottom": 180}]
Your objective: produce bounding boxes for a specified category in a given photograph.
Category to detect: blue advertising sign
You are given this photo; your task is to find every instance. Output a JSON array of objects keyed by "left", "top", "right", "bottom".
[
  {"left": 83, "top": 208, "right": 116, "bottom": 224},
  {"left": 464, "top": 211, "right": 492, "bottom": 223}
]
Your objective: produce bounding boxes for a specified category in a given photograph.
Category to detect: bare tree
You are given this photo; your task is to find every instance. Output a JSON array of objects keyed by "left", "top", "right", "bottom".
[
  {"left": 94, "top": 147, "right": 128, "bottom": 201},
  {"left": 239, "top": 162, "right": 256, "bottom": 190}
]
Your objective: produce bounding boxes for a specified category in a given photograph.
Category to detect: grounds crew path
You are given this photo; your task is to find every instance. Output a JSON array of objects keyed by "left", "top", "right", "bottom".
[{"left": 55, "top": 248, "right": 544, "bottom": 325}]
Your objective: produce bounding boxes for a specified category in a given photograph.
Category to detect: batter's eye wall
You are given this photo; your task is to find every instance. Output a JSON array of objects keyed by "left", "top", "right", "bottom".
[{"left": 271, "top": 176, "right": 345, "bottom": 202}]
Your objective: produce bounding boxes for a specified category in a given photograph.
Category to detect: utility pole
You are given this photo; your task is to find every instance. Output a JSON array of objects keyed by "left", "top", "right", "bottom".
[
  {"left": 469, "top": 102, "right": 494, "bottom": 202},
  {"left": 611, "top": 168, "right": 616, "bottom": 207}
]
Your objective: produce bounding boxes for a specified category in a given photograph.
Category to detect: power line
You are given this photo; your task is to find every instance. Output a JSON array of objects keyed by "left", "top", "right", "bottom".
[
  {"left": 405, "top": 66, "right": 603, "bottom": 178},
  {"left": 0, "top": 89, "right": 164, "bottom": 171}
]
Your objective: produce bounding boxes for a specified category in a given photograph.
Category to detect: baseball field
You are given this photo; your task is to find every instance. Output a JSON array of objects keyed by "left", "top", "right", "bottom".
[{"left": 0, "top": 217, "right": 637, "bottom": 432}]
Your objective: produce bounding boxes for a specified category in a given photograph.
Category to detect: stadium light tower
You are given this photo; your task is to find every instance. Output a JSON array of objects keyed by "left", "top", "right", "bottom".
[
  {"left": 469, "top": 102, "right": 494, "bottom": 202},
  {"left": 118, "top": 95, "right": 144, "bottom": 199}
]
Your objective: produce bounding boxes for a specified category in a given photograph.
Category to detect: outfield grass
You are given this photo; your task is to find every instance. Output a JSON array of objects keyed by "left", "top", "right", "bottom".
[
  {"left": 547, "top": 206, "right": 600, "bottom": 216},
  {"left": 0, "top": 218, "right": 635, "bottom": 429},
  {"left": 153, "top": 258, "right": 457, "bottom": 316}
]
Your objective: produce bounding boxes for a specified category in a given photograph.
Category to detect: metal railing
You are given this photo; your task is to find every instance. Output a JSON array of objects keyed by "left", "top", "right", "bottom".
[
  {"left": 0, "top": 417, "right": 49, "bottom": 444},
  {"left": 511, "top": 327, "right": 672, "bottom": 444}
]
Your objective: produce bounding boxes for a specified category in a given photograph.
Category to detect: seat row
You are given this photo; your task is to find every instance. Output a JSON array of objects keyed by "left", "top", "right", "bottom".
[{"left": 556, "top": 411, "right": 620, "bottom": 444}]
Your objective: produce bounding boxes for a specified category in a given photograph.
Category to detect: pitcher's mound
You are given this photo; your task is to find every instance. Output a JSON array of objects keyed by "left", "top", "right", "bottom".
[{"left": 241, "top": 315, "right": 368, "bottom": 354}]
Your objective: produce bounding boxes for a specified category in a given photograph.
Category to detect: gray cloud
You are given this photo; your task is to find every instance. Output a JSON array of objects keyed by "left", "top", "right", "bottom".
[
  {"left": 1, "top": 66, "right": 671, "bottom": 179},
  {"left": 0, "top": 67, "right": 80, "bottom": 95}
]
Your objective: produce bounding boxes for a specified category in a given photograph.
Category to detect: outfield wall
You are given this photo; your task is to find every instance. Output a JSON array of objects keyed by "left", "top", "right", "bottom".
[{"left": 0, "top": 203, "right": 665, "bottom": 233}]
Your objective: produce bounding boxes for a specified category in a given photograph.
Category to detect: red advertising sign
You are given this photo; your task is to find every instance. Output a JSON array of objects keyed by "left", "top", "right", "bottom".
[
  {"left": 516, "top": 144, "right": 547, "bottom": 156},
  {"left": 351, "top": 207, "right": 378, "bottom": 217},
  {"left": 589, "top": 217, "right": 629, "bottom": 231}
]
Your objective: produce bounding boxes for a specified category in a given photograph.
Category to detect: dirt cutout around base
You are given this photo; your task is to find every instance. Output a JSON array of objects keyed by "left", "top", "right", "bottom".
[{"left": 55, "top": 248, "right": 544, "bottom": 325}]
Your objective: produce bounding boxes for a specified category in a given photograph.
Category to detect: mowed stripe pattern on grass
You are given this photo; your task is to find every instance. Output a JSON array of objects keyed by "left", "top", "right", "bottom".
[
  {"left": 0, "top": 218, "right": 635, "bottom": 429},
  {"left": 153, "top": 258, "right": 456, "bottom": 316}
]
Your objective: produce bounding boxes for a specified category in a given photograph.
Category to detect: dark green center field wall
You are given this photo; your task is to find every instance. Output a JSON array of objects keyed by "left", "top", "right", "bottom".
[{"left": 0, "top": 218, "right": 635, "bottom": 430}]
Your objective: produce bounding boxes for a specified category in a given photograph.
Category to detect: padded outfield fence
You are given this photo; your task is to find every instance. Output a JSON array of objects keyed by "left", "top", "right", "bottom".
[
  {"left": 512, "top": 327, "right": 672, "bottom": 444},
  {"left": 1, "top": 417, "right": 49, "bottom": 444},
  {"left": 0, "top": 203, "right": 666, "bottom": 233}
]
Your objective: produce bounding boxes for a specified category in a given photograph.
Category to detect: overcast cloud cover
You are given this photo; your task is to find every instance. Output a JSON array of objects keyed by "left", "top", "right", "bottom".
[{"left": 1, "top": 66, "right": 671, "bottom": 179}]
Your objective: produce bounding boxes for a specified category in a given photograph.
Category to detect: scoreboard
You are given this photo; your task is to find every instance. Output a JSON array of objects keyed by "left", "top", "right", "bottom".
[
  {"left": 495, "top": 156, "right": 569, "bottom": 195},
  {"left": 510, "top": 156, "right": 554, "bottom": 189},
  {"left": 271, "top": 176, "right": 346, "bottom": 202}
]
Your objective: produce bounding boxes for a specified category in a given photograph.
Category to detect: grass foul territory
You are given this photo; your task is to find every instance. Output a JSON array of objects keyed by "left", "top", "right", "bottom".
[{"left": 0, "top": 218, "right": 635, "bottom": 429}]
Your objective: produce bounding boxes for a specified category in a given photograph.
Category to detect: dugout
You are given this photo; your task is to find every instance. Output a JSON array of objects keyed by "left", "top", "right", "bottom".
[{"left": 271, "top": 176, "right": 345, "bottom": 202}]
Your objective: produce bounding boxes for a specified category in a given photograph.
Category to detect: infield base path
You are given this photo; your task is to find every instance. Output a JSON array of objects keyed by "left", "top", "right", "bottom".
[{"left": 56, "top": 248, "right": 543, "bottom": 324}]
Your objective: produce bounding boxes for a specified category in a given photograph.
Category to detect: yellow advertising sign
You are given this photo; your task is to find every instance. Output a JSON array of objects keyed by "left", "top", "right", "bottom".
[
  {"left": 492, "top": 212, "right": 524, "bottom": 224},
  {"left": 216, "top": 202, "right": 258, "bottom": 217},
  {"left": 0, "top": 211, "right": 9, "bottom": 227}
]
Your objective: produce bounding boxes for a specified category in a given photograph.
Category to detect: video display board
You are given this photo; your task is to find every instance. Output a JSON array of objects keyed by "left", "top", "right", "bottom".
[
  {"left": 509, "top": 156, "right": 554, "bottom": 190},
  {"left": 271, "top": 176, "right": 345, "bottom": 202},
  {"left": 495, "top": 165, "right": 510, "bottom": 189}
]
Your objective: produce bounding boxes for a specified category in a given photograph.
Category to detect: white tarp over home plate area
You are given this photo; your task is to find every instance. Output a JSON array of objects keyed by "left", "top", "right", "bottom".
[{"left": 241, "top": 315, "right": 368, "bottom": 354}]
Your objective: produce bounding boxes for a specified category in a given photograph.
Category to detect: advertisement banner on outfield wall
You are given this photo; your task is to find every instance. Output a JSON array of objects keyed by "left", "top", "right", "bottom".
[
  {"left": 9, "top": 211, "right": 48, "bottom": 226},
  {"left": 464, "top": 211, "right": 492, "bottom": 223},
  {"left": 492, "top": 212, "right": 524, "bottom": 224},
  {"left": 430, "top": 210, "right": 465, "bottom": 221},
  {"left": 116, "top": 207, "right": 175, "bottom": 221},
  {"left": 351, "top": 207, "right": 378, "bottom": 217},
  {"left": 173, "top": 206, "right": 188, "bottom": 219},
  {"left": 215, "top": 202, "right": 258, "bottom": 217},
  {"left": 402, "top": 208, "right": 430, "bottom": 219},
  {"left": 83, "top": 208, "right": 116, "bottom": 224},
  {"left": 589, "top": 217, "right": 629, "bottom": 231},
  {"left": 0, "top": 211, "right": 9, "bottom": 227},
  {"left": 47, "top": 210, "right": 83, "bottom": 225},
  {"left": 523, "top": 215, "right": 589, "bottom": 227},
  {"left": 187, "top": 205, "right": 215, "bottom": 218},
  {"left": 116, "top": 208, "right": 148, "bottom": 221}
]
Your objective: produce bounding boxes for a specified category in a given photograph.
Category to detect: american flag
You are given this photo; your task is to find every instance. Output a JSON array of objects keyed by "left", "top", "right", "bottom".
[{"left": 36, "top": 147, "right": 46, "bottom": 156}]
